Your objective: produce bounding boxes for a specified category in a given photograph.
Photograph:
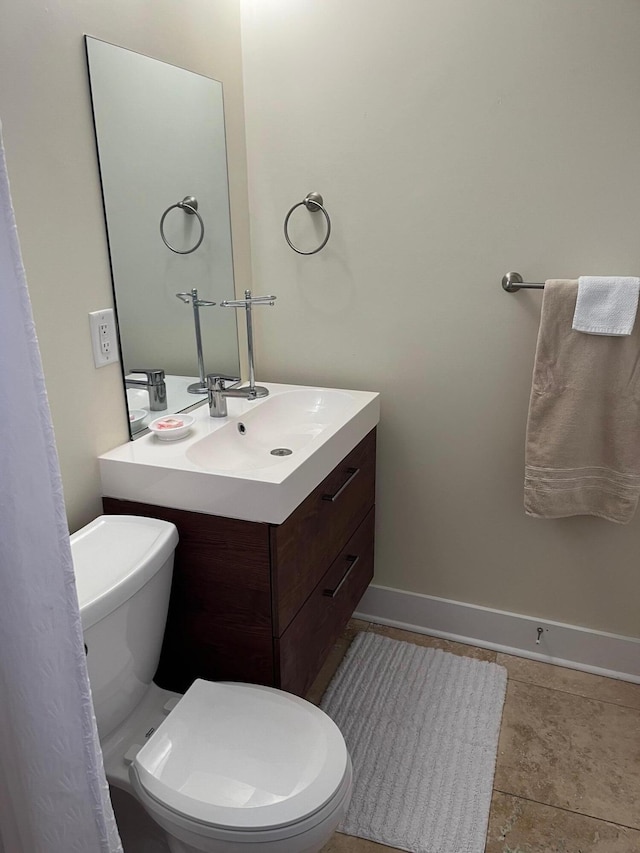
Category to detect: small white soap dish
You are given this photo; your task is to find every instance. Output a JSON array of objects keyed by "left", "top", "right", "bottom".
[
  {"left": 129, "top": 409, "right": 147, "bottom": 429},
  {"left": 148, "top": 414, "right": 195, "bottom": 441}
]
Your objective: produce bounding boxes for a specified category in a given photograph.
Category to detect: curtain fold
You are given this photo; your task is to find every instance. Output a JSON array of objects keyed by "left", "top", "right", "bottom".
[{"left": 0, "top": 120, "right": 122, "bottom": 853}]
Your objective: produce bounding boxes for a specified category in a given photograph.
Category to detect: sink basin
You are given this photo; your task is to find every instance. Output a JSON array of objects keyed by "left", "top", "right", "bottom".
[
  {"left": 100, "top": 382, "right": 380, "bottom": 524},
  {"left": 186, "top": 388, "right": 355, "bottom": 472}
]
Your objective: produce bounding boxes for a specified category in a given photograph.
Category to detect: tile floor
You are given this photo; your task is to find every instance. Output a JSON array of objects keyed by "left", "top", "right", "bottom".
[{"left": 311, "top": 620, "right": 640, "bottom": 853}]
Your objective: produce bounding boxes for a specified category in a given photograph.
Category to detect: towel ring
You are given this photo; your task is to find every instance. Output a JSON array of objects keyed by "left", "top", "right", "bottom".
[
  {"left": 160, "top": 196, "right": 205, "bottom": 255},
  {"left": 284, "top": 192, "right": 331, "bottom": 255}
]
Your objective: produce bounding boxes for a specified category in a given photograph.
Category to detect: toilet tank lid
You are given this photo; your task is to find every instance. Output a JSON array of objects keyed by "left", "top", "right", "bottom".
[{"left": 70, "top": 515, "right": 178, "bottom": 630}]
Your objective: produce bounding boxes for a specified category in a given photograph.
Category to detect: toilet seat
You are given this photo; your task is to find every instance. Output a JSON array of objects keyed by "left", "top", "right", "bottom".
[
  {"left": 130, "top": 679, "right": 350, "bottom": 833},
  {"left": 131, "top": 753, "right": 352, "bottom": 852}
]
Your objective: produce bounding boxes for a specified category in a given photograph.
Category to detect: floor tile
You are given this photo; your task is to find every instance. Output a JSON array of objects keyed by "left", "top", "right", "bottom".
[
  {"left": 494, "top": 680, "right": 640, "bottom": 829},
  {"left": 343, "top": 618, "right": 370, "bottom": 641},
  {"left": 497, "top": 653, "right": 640, "bottom": 711},
  {"left": 321, "top": 831, "right": 397, "bottom": 852},
  {"left": 486, "top": 791, "right": 640, "bottom": 852},
  {"left": 368, "top": 623, "right": 497, "bottom": 662}
]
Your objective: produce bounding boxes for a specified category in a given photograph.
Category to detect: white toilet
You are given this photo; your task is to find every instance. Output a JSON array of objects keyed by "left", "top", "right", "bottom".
[{"left": 71, "top": 515, "right": 352, "bottom": 853}]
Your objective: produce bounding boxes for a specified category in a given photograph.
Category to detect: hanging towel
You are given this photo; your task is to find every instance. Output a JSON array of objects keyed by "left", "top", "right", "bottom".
[
  {"left": 572, "top": 276, "right": 640, "bottom": 335},
  {"left": 525, "top": 280, "right": 640, "bottom": 523}
]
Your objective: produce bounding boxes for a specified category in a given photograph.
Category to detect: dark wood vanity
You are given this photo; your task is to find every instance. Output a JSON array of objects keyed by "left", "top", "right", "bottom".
[{"left": 103, "top": 427, "right": 376, "bottom": 697}]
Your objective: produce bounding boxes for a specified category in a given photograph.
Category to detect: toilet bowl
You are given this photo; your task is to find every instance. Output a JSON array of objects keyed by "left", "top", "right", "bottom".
[{"left": 71, "top": 515, "right": 352, "bottom": 853}]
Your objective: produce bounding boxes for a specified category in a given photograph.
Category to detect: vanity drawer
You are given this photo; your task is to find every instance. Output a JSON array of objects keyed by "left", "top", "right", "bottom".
[
  {"left": 276, "top": 506, "right": 375, "bottom": 697},
  {"left": 270, "top": 428, "right": 376, "bottom": 635}
]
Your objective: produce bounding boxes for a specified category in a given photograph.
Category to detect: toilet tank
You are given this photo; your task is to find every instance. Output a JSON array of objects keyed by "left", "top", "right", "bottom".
[{"left": 70, "top": 515, "right": 179, "bottom": 740}]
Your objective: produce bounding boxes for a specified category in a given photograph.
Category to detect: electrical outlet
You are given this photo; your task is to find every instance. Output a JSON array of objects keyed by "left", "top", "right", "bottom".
[{"left": 89, "top": 308, "right": 119, "bottom": 368}]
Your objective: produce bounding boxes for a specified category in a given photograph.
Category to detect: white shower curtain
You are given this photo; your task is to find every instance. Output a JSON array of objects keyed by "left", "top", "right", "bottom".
[{"left": 0, "top": 122, "right": 122, "bottom": 852}]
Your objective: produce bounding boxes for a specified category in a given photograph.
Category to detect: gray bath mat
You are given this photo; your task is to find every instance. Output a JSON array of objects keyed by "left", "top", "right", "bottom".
[{"left": 321, "top": 631, "right": 507, "bottom": 853}]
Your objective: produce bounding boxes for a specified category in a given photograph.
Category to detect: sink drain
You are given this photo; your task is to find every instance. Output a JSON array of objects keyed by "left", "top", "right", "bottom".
[{"left": 270, "top": 447, "right": 293, "bottom": 457}]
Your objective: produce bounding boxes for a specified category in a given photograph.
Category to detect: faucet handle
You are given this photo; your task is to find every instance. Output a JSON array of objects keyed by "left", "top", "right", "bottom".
[
  {"left": 206, "top": 374, "right": 241, "bottom": 391},
  {"left": 131, "top": 369, "right": 165, "bottom": 385}
]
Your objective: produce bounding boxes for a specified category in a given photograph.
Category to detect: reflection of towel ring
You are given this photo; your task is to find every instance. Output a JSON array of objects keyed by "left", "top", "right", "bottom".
[
  {"left": 160, "top": 196, "right": 205, "bottom": 255},
  {"left": 284, "top": 192, "right": 331, "bottom": 255}
]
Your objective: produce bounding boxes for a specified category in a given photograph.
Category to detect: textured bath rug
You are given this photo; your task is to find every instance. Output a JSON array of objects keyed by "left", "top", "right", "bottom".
[{"left": 321, "top": 631, "right": 507, "bottom": 853}]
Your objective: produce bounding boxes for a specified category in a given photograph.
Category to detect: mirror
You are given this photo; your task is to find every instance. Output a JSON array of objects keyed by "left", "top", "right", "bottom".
[{"left": 85, "top": 37, "right": 240, "bottom": 436}]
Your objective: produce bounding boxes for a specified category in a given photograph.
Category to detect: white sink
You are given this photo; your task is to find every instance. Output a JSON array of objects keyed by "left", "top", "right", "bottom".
[
  {"left": 186, "top": 388, "right": 356, "bottom": 472},
  {"left": 100, "top": 383, "right": 380, "bottom": 524}
]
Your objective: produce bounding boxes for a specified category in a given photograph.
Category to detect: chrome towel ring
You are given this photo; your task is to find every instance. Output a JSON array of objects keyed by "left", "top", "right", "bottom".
[
  {"left": 160, "top": 196, "right": 205, "bottom": 255},
  {"left": 284, "top": 192, "right": 331, "bottom": 255}
]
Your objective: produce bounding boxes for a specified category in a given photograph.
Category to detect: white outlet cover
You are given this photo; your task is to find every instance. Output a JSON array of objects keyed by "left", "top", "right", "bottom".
[{"left": 89, "top": 308, "right": 120, "bottom": 368}]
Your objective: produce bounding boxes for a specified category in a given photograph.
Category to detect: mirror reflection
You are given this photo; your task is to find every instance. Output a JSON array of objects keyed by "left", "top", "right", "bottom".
[{"left": 85, "top": 37, "right": 240, "bottom": 436}]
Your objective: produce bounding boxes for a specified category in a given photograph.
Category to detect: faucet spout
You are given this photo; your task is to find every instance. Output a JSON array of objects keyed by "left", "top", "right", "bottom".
[{"left": 207, "top": 374, "right": 258, "bottom": 417}]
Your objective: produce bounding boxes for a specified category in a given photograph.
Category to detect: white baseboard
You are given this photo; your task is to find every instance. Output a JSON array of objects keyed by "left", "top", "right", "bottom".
[{"left": 355, "top": 584, "right": 640, "bottom": 684}]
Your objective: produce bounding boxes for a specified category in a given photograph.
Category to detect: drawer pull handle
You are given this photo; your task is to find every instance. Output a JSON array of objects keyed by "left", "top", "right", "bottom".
[
  {"left": 323, "top": 555, "right": 359, "bottom": 598},
  {"left": 322, "top": 467, "right": 360, "bottom": 502}
]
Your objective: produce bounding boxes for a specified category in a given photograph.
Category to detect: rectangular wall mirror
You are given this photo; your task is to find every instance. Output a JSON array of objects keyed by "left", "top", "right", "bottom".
[{"left": 85, "top": 36, "right": 240, "bottom": 437}]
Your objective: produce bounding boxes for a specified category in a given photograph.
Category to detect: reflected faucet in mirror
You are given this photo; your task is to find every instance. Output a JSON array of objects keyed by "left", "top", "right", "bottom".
[
  {"left": 125, "top": 369, "right": 167, "bottom": 411},
  {"left": 85, "top": 37, "right": 241, "bottom": 439},
  {"left": 175, "top": 289, "right": 217, "bottom": 395}
]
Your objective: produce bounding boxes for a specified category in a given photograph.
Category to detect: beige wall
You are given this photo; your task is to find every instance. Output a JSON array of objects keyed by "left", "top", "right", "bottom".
[
  {"left": 241, "top": 0, "right": 640, "bottom": 637},
  {"left": 0, "top": 0, "right": 251, "bottom": 531},
  {"left": 3, "top": 0, "right": 640, "bottom": 639}
]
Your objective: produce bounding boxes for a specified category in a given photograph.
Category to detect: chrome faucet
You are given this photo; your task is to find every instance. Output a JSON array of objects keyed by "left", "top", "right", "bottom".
[
  {"left": 207, "top": 374, "right": 254, "bottom": 418},
  {"left": 125, "top": 369, "right": 167, "bottom": 411},
  {"left": 220, "top": 289, "right": 276, "bottom": 400}
]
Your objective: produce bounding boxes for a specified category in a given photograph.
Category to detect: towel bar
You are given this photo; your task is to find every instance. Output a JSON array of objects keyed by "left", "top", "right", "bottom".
[{"left": 502, "top": 272, "right": 545, "bottom": 292}]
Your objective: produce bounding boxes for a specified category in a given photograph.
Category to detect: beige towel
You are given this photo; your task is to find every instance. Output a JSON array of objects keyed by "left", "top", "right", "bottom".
[{"left": 525, "top": 280, "right": 640, "bottom": 523}]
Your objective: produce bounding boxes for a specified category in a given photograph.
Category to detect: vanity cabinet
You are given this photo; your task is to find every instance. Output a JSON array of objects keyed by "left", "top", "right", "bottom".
[{"left": 103, "top": 427, "right": 376, "bottom": 697}]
